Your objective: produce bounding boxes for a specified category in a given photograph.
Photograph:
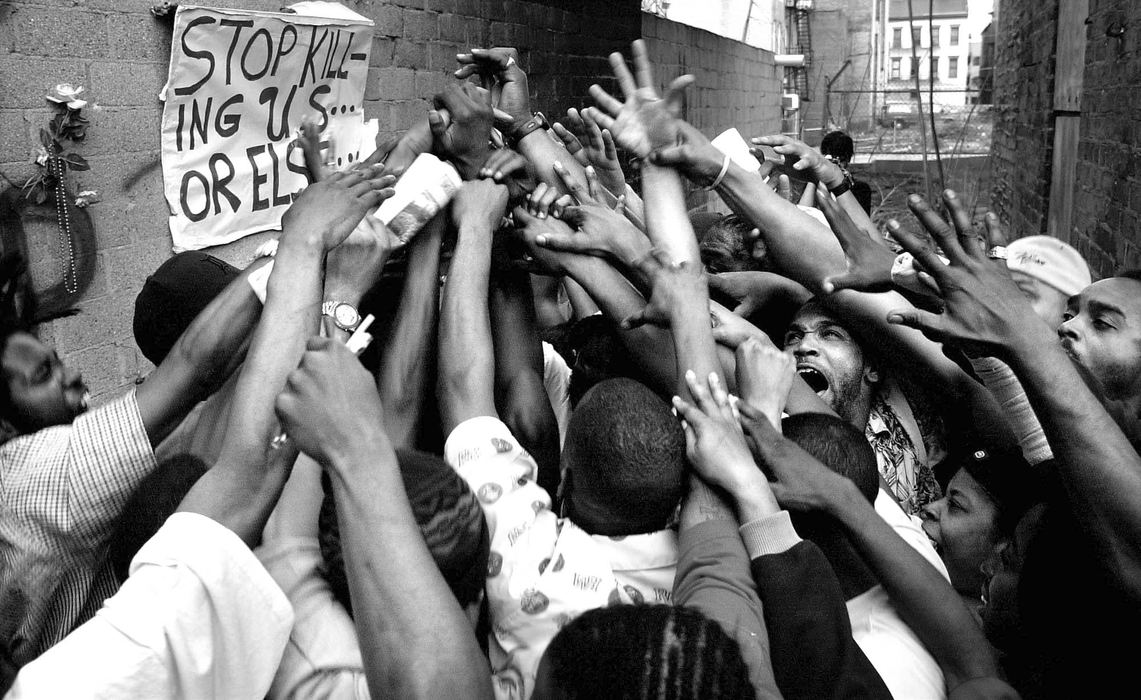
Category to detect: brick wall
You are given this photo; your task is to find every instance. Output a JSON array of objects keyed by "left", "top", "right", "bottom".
[
  {"left": 987, "top": 0, "right": 1058, "bottom": 243},
  {"left": 989, "top": 0, "right": 1141, "bottom": 278},
  {"left": 641, "top": 13, "right": 782, "bottom": 210},
  {"left": 1070, "top": 0, "right": 1141, "bottom": 276},
  {"left": 0, "top": 0, "right": 640, "bottom": 400}
]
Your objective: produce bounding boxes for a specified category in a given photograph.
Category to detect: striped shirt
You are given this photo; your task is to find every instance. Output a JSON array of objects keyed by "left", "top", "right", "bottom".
[{"left": 0, "top": 390, "right": 156, "bottom": 668}]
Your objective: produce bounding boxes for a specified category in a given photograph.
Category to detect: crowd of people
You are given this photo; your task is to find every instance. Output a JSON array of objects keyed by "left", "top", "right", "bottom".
[{"left": 1, "top": 41, "right": 1138, "bottom": 699}]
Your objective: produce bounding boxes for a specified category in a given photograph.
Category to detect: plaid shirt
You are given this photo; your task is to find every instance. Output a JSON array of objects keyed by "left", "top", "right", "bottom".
[{"left": 0, "top": 390, "right": 156, "bottom": 668}]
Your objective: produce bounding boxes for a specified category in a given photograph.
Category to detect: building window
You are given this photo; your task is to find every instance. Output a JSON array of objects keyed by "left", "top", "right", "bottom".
[
  {"left": 910, "top": 58, "right": 919, "bottom": 78},
  {"left": 893, "top": 27, "right": 902, "bottom": 48},
  {"left": 972, "top": 55, "right": 980, "bottom": 66},
  {"left": 950, "top": 25, "right": 960, "bottom": 45},
  {"left": 948, "top": 56, "right": 959, "bottom": 79},
  {"left": 931, "top": 25, "right": 940, "bottom": 47},
  {"left": 912, "top": 26, "right": 922, "bottom": 47},
  {"left": 891, "top": 57, "right": 901, "bottom": 79}
]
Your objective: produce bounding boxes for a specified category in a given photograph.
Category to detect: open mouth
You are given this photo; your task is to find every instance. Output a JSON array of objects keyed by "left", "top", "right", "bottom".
[{"left": 797, "top": 366, "right": 829, "bottom": 394}]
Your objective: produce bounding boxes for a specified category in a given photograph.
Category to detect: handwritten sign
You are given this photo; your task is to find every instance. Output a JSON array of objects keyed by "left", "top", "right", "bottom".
[{"left": 160, "top": 5, "right": 373, "bottom": 251}]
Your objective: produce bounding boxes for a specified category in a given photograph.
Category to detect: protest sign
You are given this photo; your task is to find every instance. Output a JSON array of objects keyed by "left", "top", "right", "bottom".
[{"left": 160, "top": 4, "right": 374, "bottom": 251}]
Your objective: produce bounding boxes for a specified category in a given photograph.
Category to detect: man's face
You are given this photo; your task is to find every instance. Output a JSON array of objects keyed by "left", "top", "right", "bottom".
[
  {"left": 920, "top": 469, "right": 1002, "bottom": 595},
  {"left": 2, "top": 332, "right": 88, "bottom": 432},
  {"left": 783, "top": 304, "right": 878, "bottom": 423},
  {"left": 1058, "top": 278, "right": 1141, "bottom": 401},
  {"left": 1010, "top": 270, "right": 1069, "bottom": 331}
]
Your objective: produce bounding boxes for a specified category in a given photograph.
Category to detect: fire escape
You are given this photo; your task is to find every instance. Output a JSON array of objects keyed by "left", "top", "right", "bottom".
[{"left": 786, "top": 0, "right": 814, "bottom": 101}]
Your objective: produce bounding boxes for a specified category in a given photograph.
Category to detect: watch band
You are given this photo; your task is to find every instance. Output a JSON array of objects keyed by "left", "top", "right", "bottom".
[
  {"left": 507, "top": 112, "right": 548, "bottom": 148},
  {"left": 321, "top": 301, "right": 361, "bottom": 332},
  {"left": 828, "top": 180, "right": 852, "bottom": 198}
]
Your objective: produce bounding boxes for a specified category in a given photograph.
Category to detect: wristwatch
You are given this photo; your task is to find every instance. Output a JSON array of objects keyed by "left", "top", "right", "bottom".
[
  {"left": 507, "top": 111, "right": 549, "bottom": 148},
  {"left": 321, "top": 301, "right": 361, "bottom": 332}
]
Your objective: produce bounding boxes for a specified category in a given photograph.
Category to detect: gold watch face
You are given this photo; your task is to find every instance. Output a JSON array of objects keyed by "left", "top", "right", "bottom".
[{"left": 334, "top": 304, "right": 359, "bottom": 328}]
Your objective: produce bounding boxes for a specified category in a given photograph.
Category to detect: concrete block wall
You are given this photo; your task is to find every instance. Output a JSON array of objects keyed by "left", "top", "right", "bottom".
[
  {"left": 987, "top": 0, "right": 1058, "bottom": 245},
  {"left": 0, "top": 0, "right": 641, "bottom": 401},
  {"left": 641, "top": 13, "right": 781, "bottom": 210},
  {"left": 1070, "top": 0, "right": 1141, "bottom": 276}
]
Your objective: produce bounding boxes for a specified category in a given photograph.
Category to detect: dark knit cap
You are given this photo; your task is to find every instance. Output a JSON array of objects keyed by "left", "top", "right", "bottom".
[{"left": 133, "top": 252, "right": 240, "bottom": 365}]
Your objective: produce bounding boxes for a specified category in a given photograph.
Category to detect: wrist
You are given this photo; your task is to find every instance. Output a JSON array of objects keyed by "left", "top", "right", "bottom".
[{"left": 731, "top": 472, "right": 780, "bottom": 523}]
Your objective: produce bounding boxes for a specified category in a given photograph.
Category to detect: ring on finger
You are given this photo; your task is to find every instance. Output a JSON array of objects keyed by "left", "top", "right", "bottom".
[{"left": 986, "top": 245, "right": 1008, "bottom": 261}]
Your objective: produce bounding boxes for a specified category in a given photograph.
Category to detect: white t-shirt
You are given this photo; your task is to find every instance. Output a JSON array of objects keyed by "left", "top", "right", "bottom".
[
  {"left": 445, "top": 415, "right": 677, "bottom": 700},
  {"left": 7, "top": 512, "right": 293, "bottom": 699}
]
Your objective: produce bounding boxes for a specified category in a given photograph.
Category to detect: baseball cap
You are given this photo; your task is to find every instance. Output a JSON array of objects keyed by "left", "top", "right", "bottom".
[
  {"left": 1006, "top": 236, "right": 1092, "bottom": 296},
  {"left": 133, "top": 252, "right": 240, "bottom": 365}
]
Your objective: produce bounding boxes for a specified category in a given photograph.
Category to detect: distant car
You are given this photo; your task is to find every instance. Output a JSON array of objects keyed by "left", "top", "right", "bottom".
[{"left": 879, "top": 103, "right": 917, "bottom": 128}]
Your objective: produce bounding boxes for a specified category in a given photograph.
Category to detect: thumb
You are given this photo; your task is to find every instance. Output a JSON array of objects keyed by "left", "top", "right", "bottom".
[
  {"left": 885, "top": 307, "right": 945, "bottom": 338},
  {"left": 649, "top": 145, "right": 692, "bottom": 168}
]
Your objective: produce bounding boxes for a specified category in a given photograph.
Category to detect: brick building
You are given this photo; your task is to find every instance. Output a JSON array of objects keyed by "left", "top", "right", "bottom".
[
  {"left": 989, "top": 0, "right": 1141, "bottom": 277},
  {"left": 0, "top": 1, "right": 780, "bottom": 400}
]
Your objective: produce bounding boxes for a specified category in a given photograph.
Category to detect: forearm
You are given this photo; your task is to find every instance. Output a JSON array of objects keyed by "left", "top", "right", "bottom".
[
  {"left": 669, "top": 301, "right": 722, "bottom": 400},
  {"left": 562, "top": 254, "right": 676, "bottom": 389},
  {"left": 330, "top": 436, "right": 492, "bottom": 700},
  {"left": 1009, "top": 332, "right": 1141, "bottom": 586},
  {"left": 563, "top": 277, "right": 600, "bottom": 319},
  {"left": 178, "top": 236, "right": 324, "bottom": 544},
  {"left": 378, "top": 216, "right": 445, "bottom": 448},
  {"left": 516, "top": 128, "right": 590, "bottom": 196},
  {"left": 716, "top": 163, "right": 847, "bottom": 286},
  {"left": 641, "top": 162, "right": 700, "bottom": 264},
  {"left": 831, "top": 482, "right": 1001, "bottom": 688},
  {"left": 438, "top": 222, "right": 497, "bottom": 433},
  {"left": 136, "top": 257, "right": 271, "bottom": 444},
  {"left": 680, "top": 475, "right": 738, "bottom": 531},
  {"left": 490, "top": 269, "right": 560, "bottom": 493}
]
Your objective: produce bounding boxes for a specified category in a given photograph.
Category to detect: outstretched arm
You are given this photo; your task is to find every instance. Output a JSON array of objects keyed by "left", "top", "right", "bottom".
[
  {"left": 887, "top": 201, "right": 1141, "bottom": 602},
  {"left": 276, "top": 337, "right": 492, "bottom": 700},
  {"left": 377, "top": 214, "right": 446, "bottom": 449},
  {"left": 438, "top": 180, "right": 510, "bottom": 434},
  {"left": 740, "top": 404, "right": 1009, "bottom": 694},
  {"left": 490, "top": 264, "right": 561, "bottom": 494},
  {"left": 176, "top": 168, "right": 394, "bottom": 545}
]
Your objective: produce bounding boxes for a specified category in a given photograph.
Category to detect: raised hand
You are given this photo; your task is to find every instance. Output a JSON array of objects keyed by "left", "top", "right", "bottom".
[
  {"left": 709, "top": 302, "right": 770, "bottom": 349},
  {"left": 672, "top": 370, "right": 768, "bottom": 497},
  {"left": 451, "top": 178, "right": 510, "bottom": 232},
  {"left": 478, "top": 147, "right": 529, "bottom": 184},
  {"left": 646, "top": 118, "right": 729, "bottom": 186},
  {"left": 511, "top": 207, "right": 577, "bottom": 276},
  {"left": 557, "top": 108, "right": 627, "bottom": 195},
  {"left": 275, "top": 336, "right": 389, "bottom": 467},
  {"left": 620, "top": 248, "right": 708, "bottom": 329},
  {"left": 454, "top": 47, "right": 530, "bottom": 121},
  {"left": 431, "top": 83, "right": 493, "bottom": 179},
  {"left": 751, "top": 134, "right": 845, "bottom": 189},
  {"left": 282, "top": 165, "right": 395, "bottom": 250},
  {"left": 531, "top": 161, "right": 646, "bottom": 261},
  {"left": 884, "top": 190, "right": 1048, "bottom": 356},
  {"left": 816, "top": 187, "right": 897, "bottom": 294},
  {"left": 737, "top": 400, "right": 847, "bottom": 513},
  {"left": 708, "top": 270, "right": 812, "bottom": 318},
  {"left": 735, "top": 337, "right": 795, "bottom": 427},
  {"left": 587, "top": 40, "right": 694, "bottom": 158}
]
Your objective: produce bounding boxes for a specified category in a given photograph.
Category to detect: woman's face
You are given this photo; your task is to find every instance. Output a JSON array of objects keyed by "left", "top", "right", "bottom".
[
  {"left": 979, "top": 504, "right": 1046, "bottom": 650},
  {"left": 920, "top": 469, "right": 1003, "bottom": 594}
]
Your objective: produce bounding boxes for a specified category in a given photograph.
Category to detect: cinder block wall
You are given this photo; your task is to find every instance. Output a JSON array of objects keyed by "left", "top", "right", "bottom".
[
  {"left": 641, "top": 13, "right": 781, "bottom": 210},
  {"left": 989, "top": 0, "right": 1141, "bottom": 277},
  {"left": 0, "top": 2, "right": 777, "bottom": 400}
]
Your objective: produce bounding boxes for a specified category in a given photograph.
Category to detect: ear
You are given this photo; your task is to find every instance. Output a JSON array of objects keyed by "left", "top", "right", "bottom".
[{"left": 863, "top": 364, "right": 881, "bottom": 386}]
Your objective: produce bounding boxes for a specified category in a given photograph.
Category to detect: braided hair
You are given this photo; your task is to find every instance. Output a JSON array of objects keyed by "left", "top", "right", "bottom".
[{"left": 542, "top": 605, "right": 755, "bottom": 700}]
